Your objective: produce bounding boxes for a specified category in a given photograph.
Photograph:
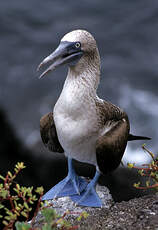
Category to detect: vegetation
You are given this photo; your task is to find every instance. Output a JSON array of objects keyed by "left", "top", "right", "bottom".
[
  {"left": 2, "top": 145, "right": 156, "bottom": 229},
  {"left": 127, "top": 145, "right": 158, "bottom": 191},
  {"left": 0, "top": 162, "right": 88, "bottom": 230}
]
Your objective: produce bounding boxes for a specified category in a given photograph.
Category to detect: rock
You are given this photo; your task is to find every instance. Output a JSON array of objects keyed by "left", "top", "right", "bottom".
[
  {"left": 32, "top": 185, "right": 113, "bottom": 228},
  {"left": 32, "top": 192, "right": 158, "bottom": 230},
  {"left": 47, "top": 185, "right": 113, "bottom": 216},
  {"left": 70, "top": 194, "right": 158, "bottom": 230}
]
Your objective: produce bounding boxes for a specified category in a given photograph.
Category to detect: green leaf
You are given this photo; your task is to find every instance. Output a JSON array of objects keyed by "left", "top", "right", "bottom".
[
  {"left": 134, "top": 182, "right": 140, "bottom": 188},
  {"left": 16, "top": 184, "right": 20, "bottom": 190},
  {"left": 146, "top": 180, "right": 150, "bottom": 187},
  {"left": 15, "top": 162, "right": 26, "bottom": 170},
  {"left": 127, "top": 163, "right": 134, "bottom": 169},
  {"left": 8, "top": 171, "right": 13, "bottom": 178},
  {"left": 42, "top": 223, "right": 53, "bottom": 230},
  {"left": 35, "top": 186, "right": 44, "bottom": 195},
  {"left": 2, "top": 220, "right": 9, "bottom": 226},
  {"left": 0, "top": 175, "right": 5, "bottom": 180},
  {"left": 77, "top": 215, "right": 82, "bottom": 221},
  {"left": 15, "top": 221, "right": 31, "bottom": 230},
  {"left": 41, "top": 208, "right": 56, "bottom": 222},
  {"left": 82, "top": 211, "right": 89, "bottom": 219},
  {"left": 0, "top": 204, "right": 4, "bottom": 209},
  {"left": 138, "top": 170, "right": 144, "bottom": 176},
  {"left": 77, "top": 211, "right": 89, "bottom": 221},
  {"left": 24, "top": 202, "right": 29, "bottom": 210},
  {"left": 21, "top": 211, "right": 28, "bottom": 218},
  {"left": 0, "top": 189, "right": 8, "bottom": 198}
]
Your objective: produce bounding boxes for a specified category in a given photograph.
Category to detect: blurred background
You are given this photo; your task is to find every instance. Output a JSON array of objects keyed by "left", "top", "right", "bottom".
[{"left": 0, "top": 0, "right": 157, "bottom": 201}]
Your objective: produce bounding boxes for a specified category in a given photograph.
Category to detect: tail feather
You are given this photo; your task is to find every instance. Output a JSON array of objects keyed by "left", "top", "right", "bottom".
[{"left": 128, "top": 134, "right": 151, "bottom": 141}]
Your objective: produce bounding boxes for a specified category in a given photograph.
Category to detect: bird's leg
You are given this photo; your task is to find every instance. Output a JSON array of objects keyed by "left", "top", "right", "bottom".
[
  {"left": 70, "top": 170, "right": 102, "bottom": 207},
  {"left": 42, "top": 157, "right": 88, "bottom": 200}
]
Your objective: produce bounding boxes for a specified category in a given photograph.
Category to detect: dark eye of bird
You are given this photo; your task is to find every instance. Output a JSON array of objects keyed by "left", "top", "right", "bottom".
[{"left": 75, "top": 42, "right": 81, "bottom": 49}]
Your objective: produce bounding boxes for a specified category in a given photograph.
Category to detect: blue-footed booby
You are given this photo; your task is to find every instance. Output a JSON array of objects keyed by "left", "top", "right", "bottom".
[{"left": 38, "top": 30, "right": 150, "bottom": 207}]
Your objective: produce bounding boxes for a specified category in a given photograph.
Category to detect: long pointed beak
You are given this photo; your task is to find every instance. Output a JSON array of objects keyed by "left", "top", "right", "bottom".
[{"left": 37, "top": 41, "right": 83, "bottom": 79}]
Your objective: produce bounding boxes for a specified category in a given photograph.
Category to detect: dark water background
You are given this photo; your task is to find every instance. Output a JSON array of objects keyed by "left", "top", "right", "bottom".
[{"left": 0, "top": 0, "right": 158, "bottom": 164}]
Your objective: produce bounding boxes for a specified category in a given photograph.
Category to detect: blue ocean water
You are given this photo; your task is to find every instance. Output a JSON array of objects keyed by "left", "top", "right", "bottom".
[{"left": 0, "top": 0, "right": 158, "bottom": 162}]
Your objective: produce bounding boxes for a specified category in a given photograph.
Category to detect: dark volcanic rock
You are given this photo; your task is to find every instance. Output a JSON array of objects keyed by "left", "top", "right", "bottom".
[
  {"left": 71, "top": 194, "right": 158, "bottom": 230},
  {"left": 32, "top": 190, "right": 158, "bottom": 230}
]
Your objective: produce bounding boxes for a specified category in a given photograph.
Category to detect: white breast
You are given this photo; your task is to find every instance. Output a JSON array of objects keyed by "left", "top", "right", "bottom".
[{"left": 53, "top": 79, "right": 99, "bottom": 165}]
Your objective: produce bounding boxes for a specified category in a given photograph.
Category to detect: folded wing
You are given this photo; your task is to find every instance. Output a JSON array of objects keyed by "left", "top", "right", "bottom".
[
  {"left": 40, "top": 112, "right": 64, "bottom": 153},
  {"left": 96, "top": 118, "right": 129, "bottom": 175}
]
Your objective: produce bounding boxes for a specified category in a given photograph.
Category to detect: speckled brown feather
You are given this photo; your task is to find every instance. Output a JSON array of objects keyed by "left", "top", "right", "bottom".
[
  {"left": 95, "top": 100, "right": 130, "bottom": 174},
  {"left": 40, "top": 112, "right": 64, "bottom": 153},
  {"left": 96, "top": 119, "right": 129, "bottom": 174},
  {"left": 95, "top": 100, "right": 128, "bottom": 125}
]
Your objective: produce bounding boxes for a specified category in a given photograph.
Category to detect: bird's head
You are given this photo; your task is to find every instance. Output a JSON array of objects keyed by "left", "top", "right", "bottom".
[{"left": 37, "top": 30, "right": 100, "bottom": 78}]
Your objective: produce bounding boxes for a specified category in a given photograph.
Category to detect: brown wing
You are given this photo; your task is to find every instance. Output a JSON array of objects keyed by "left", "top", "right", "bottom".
[
  {"left": 95, "top": 100, "right": 130, "bottom": 175},
  {"left": 40, "top": 112, "right": 64, "bottom": 153},
  {"left": 96, "top": 118, "right": 129, "bottom": 175}
]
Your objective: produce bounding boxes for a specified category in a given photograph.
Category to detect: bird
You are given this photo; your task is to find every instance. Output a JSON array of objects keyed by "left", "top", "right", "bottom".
[{"left": 38, "top": 30, "right": 150, "bottom": 207}]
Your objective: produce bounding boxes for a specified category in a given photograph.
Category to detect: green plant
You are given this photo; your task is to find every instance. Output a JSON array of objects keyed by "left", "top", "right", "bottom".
[
  {"left": 0, "top": 162, "right": 89, "bottom": 230},
  {"left": 15, "top": 207, "right": 89, "bottom": 230},
  {"left": 0, "top": 162, "right": 44, "bottom": 229},
  {"left": 127, "top": 145, "right": 158, "bottom": 190}
]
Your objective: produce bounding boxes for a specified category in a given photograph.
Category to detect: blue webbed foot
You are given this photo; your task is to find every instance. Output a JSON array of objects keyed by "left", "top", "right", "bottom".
[
  {"left": 42, "top": 158, "right": 88, "bottom": 200},
  {"left": 70, "top": 171, "right": 102, "bottom": 207},
  {"left": 70, "top": 187, "right": 102, "bottom": 207},
  {"left": 42, "top": 175, "right": 88, "bottom": 200}
]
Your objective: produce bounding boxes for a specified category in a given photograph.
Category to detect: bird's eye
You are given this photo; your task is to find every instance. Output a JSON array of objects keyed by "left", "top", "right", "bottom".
[{"left": 75, "top": 42, "right": 81, "bottom": 48}]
